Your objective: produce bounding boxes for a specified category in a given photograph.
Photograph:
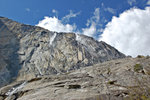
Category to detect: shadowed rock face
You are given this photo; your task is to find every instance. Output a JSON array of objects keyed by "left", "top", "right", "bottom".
[
  {"left": 0, "top": 20, "right": 20, "bottom": 87},
  {"left": 0, "top": 17, "right": 125, "bottom": 87}
]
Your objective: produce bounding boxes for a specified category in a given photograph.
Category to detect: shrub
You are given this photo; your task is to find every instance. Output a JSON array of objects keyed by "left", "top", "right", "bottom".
[
  {"left": 107, "top": 80, "right": 117, "bottom": 85},
  {"left": 134, "top": 64, "right": 143, "bottom": 72},
  {"left": 137, "top": 55, "right": 145, "bottom": 58}
]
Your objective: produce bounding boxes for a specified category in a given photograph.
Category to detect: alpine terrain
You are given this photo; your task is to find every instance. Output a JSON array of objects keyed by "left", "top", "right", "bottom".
[{"left": 0, "top": 17, "right": 150, "bottom": 100}]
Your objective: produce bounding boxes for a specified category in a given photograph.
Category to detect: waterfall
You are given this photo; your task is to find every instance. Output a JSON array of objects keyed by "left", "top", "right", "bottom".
[{"left": 49, "top": 32, "right": 57, "bottom": 46}]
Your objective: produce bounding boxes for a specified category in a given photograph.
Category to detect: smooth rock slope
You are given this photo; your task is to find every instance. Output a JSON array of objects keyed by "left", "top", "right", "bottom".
[{"left": 1, "top": 57, "right": 150, "bottom": 100}]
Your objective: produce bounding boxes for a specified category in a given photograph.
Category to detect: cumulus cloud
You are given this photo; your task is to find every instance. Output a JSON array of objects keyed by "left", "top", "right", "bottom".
[
  {"left": 127, "top": 0, "right": 136, "bottom": 6},
  {"left": 62, "top": 10, "right": 80, "bottom": 23},
  {"left": 81, "top": 24, "right": 96, "bottom": 36},
  {"left": 80, "top": 8, "right": 100, "bottom": 37},
  {"left": 36, "top": 10, "right": 81, "bottom": 33},
  {"left": 37, "top": 16, "right": 76, "bottom": 32},
  {"left": 37, "top": 8, "right": 101, "bottom": 37},
  {"left": 99, "top": 7, "right": 150, "bottom": 57}
]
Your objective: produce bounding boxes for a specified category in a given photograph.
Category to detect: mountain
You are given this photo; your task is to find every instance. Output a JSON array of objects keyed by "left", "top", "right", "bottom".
[
  {"left": 0, "top": 16, "right": 125, "bottom": 88},
  {"left": 0, "top": 17, "right": 150, "bottom": 100}
]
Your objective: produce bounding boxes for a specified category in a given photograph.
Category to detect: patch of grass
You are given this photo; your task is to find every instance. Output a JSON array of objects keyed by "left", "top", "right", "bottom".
[
  {"left": 125, "top": 85, "right": 150, "bottom": 100},
  {"left": 107, "top": 68, "right": 111, "bottom": 75},
  {"left": 134, "top": 64, "right": 143, "bottom": 72},
  {"left": 124, "top": 76, "right": 150, "bottom": 100},
  {"left": 137, "top": 55, "right": 145, "bottom": 58}
]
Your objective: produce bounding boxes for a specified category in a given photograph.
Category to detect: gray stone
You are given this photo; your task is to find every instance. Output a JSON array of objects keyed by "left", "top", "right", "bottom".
[
  {"left": 0, "top": 57, "right": 149, "bottom": 100},
  {"left": 0, "top": 17, "right": 125, "bottom": 87}
]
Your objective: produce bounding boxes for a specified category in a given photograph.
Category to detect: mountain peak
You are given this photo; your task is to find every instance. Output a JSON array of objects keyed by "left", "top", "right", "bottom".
[{"left": 0, "top": 17, "right": 125, "bottom": 87}]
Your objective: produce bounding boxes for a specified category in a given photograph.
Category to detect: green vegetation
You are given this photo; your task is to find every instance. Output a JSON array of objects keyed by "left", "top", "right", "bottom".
[
  {"left": 137, "top": 55, "right": 145, "bottom": 58},
  {"left": 134, "top": 64, "right": 143, "bottom": 72},
  {"left": 107, "top": 68, "right": 111, "bottom": 75},
  {"left": 126, "top": 83, "right": 150, "bottom": 100},
  {"left": 107, "top": 80, "right": 117, "bottom": 85}
]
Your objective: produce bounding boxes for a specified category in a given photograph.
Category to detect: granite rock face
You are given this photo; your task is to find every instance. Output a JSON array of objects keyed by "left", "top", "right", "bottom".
[
  {"left": 0, "top": 17, "right": 125, "bottom": 87},
  {"left": 1, "top": 57, "right": 150, "bottom": 100},
  {"left": 0, "top": 19, "right": 20, "bottom": 87}
]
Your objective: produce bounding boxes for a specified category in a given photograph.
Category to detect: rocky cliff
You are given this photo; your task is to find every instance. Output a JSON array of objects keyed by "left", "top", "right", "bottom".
[{"left": 0, "top": 16, "right": 125, "bottom": 88}]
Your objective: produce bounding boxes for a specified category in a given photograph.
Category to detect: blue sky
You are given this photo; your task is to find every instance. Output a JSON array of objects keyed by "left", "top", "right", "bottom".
[
  {"left": 0, "top": 0, "right": 150, "bottom": 56},
  {"left": 0, "top": 0, "right": 148, "bottom": 26}
]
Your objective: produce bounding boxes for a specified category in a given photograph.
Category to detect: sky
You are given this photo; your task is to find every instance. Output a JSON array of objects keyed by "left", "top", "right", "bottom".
[{"left": 0, "top": 0, "right": 150, "bottom": 57}]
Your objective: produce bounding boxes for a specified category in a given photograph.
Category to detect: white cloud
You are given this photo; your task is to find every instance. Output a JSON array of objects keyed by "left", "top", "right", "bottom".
[
  {"left": 101, "top": 3, "right": 116, "bottom": 14},
  {"left": 37, "top": 16, "right": 76, "bottom": 32},
  {"left": 62, "top": 10, "right": 80, "bottom": 23},
  {"left": 127, "top": 0, "right": 136, "bottom": 6},
  {"left": 25, "top": 8, "right": 30, "bottom": 12},
  {"left": 37, "top": 8, "right": 101, "bottom": 38},
  {"left": 36, "top": 10, "right": 80, "bottom": 33},
  {"left": 104, "top": 7, "right": 116, "bottom": 14},
  {"left": 93, "top": 8, "right": 100, "bottom": 23},
  {"left": 52, "top": 9, "right": 57, "bottom": 13},
  {"left": 80, "top": 8, "right": 100, "bottom": 37},
  {"left": 52, "top": 9, "right": 58, "bottom": 17},
  {"left": 147, "top": 0, "right": 150, "bottom": 5},
  {"left": 99, "top": 7, "right": 150, "bottom": 57},
  {"left": 81, "top": 24, "right": 96, "bottom": 36},
  {"left": 86, "top": 8, "right": 100, "bottom": 27}
]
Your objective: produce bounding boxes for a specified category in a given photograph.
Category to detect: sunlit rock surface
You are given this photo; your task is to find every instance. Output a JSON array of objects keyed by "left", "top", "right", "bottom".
[
  {"left": 1, "top": 57, "right": 150, "bottom": 100},
  {"left": 0, "top": 17, "right": 125, "bottom": 87}
]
